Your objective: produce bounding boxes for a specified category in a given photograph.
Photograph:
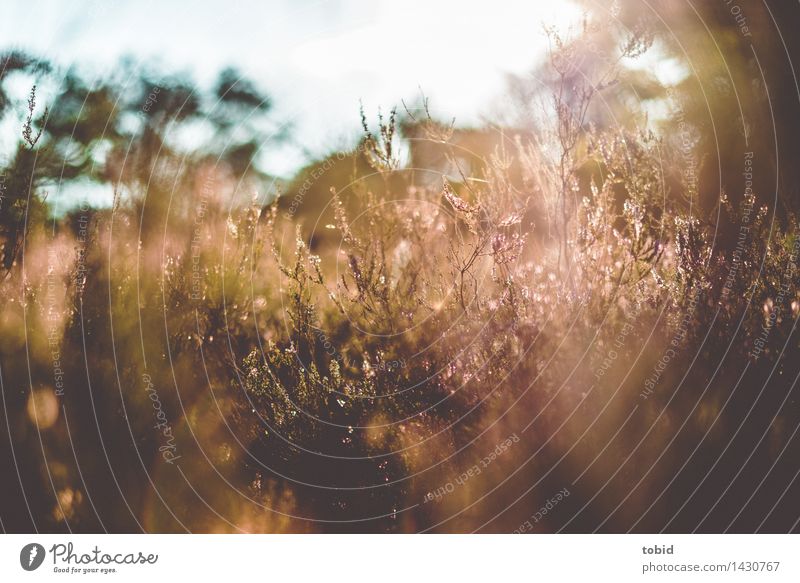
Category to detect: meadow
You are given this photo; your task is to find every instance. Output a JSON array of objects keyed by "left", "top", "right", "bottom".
[{"left": 2, "top": 3, "right": 800, "bottom": 533}]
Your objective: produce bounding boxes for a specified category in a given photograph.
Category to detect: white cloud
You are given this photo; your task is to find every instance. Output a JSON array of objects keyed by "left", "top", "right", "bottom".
[{"left": 1, "top": 0, "right": 581, "bottom": 175}]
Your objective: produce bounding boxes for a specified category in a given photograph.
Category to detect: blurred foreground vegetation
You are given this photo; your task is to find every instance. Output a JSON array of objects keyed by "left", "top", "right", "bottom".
[{"left": 2, "top": 1, "right": 800, "bottom": 532}]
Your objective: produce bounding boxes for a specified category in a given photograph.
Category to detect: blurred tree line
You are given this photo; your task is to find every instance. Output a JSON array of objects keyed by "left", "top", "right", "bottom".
[{"left": 570, "top": 0, "right": 800, "bottom": 223}]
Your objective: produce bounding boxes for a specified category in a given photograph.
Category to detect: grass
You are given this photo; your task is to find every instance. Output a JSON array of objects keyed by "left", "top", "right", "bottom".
[{"left": 2, "top": 20, "right": 800, "bottom": 532}]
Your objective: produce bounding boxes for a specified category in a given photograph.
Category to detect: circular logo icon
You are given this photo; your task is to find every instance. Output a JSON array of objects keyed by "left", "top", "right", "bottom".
[{"left": 20, "top": 543, "right": 46, "bottom": 571}]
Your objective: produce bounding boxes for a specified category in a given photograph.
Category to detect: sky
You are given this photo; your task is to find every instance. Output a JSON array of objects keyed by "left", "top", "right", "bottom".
[{"left": 1, "top": 0, "right": 582, "bottom": 177}]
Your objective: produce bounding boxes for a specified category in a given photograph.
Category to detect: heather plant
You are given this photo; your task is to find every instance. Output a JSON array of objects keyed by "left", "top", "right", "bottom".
[{"left": 2, "top": 13, "right": 800, "bottom": 534}]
